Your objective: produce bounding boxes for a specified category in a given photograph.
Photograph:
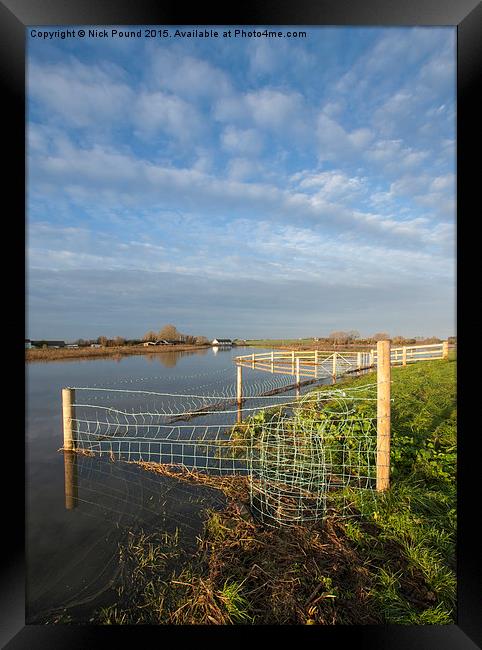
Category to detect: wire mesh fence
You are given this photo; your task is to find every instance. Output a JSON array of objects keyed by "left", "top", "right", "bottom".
[{"left": 64, "top": 380, "right": 379, "bottom": 527}]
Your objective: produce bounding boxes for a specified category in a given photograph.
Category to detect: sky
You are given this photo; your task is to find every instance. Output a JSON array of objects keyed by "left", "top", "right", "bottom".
[{"left": 26, "top": 26, "right": 456, "bottom": 341}]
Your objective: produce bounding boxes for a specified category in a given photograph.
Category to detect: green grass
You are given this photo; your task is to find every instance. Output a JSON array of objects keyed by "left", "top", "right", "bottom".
[
  {"left": 218, "top": 580, "right": 253, "bottom": 623},
  {"left": 311, "top": 358, "right": 457, "bottom": 623}
]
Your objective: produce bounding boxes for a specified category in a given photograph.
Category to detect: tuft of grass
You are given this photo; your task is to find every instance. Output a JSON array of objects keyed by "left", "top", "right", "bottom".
[{"left": 218, "top": 580, "right": 253, "bottom": 623}]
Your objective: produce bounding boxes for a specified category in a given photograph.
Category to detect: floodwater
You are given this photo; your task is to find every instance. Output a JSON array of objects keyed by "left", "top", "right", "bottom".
[{"left": 26, "top": 346, "right": 322, "bottom": 623}]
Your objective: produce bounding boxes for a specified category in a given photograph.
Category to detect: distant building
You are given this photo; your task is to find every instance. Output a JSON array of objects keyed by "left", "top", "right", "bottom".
[
  {"left": 30, "top": 340, "right": 66, "bottom": 348},
  {"left": 212, "top": 338, "right": 232, "bottom": 347},
  {"left": 66, "top": 344, "right": 79, "bottom": 348},
  {"left": 143, "top": 339, "right": 180, "bottom": 347},
  {"left": 90, "top": 343, "right": 101, "bottom": 348},
  {"left": 25, "top": 339, "right": 32, "bottom": 349}
]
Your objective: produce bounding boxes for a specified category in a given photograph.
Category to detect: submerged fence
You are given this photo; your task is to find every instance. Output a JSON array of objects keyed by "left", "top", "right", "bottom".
[{"left": 61, "top": 340, "right": 449, "bottom": 526}]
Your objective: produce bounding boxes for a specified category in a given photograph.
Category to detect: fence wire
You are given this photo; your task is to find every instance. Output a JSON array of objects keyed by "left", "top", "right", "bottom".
[{"left": 67, "top": 383, "right": 378, "bottom": 526}]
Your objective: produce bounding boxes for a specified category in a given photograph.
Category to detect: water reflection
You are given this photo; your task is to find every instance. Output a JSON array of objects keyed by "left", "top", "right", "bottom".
[{"left": 144, "top": 348, "right": 210, "bottom": 367}]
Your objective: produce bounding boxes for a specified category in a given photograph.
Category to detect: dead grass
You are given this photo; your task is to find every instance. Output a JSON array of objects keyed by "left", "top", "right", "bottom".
[
  {"left": 116, "top": 462, "right": 452, "bottom": 625},
  {"left": 132, "top": 461, "right": 251, "bottom": 502},
  {"left": 58, "top": 446, "right": 95, "bottom": 457}
]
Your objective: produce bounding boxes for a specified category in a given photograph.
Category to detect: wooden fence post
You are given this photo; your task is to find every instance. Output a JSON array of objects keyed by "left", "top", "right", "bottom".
[
  {"left": 442, "top": 341, "right": 449, "bottom": 360},
  {"left": 62, "top": 388, "right": 75, "bottom": 451},
  {"left": 271, "top": 350, "right": 274, "bottom": 372},
  {"left": 376, "top": 340, "right": 391, "bottom": 491},
  {"left": 236, "top": 365, "right": 243, "bottom": 405},
  {"left": 357, "top": 352, "right": 362, "bottom": 370},
  {"left": 64, "top": 449, "right": 78, "bottom": 510},
  {"left": 402, "top": 346, "right": 407, "bottom": 367},
  {"left": 291, "top": 350, "right": 295, "bottom": 374},
  {"left": 295, "top": 357, "right": 300, "bottom": 386},
  {"left": 332, "top": 352, "right": 337, "bottom": 383}
]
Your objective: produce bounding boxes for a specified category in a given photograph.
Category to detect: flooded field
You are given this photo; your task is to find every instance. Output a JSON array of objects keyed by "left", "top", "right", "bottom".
[{"left": 26, "top": 346, "right": 327, "bottom": 622}]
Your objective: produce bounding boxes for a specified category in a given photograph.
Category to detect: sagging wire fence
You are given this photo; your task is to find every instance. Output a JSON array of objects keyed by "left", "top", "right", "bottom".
[{"left": 62, "top": 379, "right": 384, "bottom": 527}]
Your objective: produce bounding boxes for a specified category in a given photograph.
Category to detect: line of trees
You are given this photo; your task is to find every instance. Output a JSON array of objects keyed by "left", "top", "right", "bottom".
[
  {"left": 142, "top": 324, "right": 210, "bottom": 345},
  {"left": 70, "top": 325, "right": 210, "bottom": 348},
  {"left": 319, "top": 331, "right": 449, "bottom": 346}
]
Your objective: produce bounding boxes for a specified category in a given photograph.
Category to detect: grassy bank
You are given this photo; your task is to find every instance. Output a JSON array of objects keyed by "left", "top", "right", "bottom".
[
  {"left": 56, "top": 357, "right": 456, "bottom": 625},
  {"left": 25, "top": 343, "right": 211, "bottom": 362}
]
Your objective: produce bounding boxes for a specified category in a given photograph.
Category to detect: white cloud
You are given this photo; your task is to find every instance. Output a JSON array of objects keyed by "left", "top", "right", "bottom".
[
  {"left": 133, "top": 90, "right": 203, "bottom": 140},
  {"left": 365, "top": 139, "right": 429, "bottom": 171},
  {"left": 430, "top": 173, "right": 455, "bottom": 193},
  {"left": 316, "top": 112, "right": 374, "bottom": 161},
  {"left": 221, "top": 126, "right": 263, "bottom": 156},
  {"left": 245, "top": 88, "right": 305, "bottom": 130},
  {"left": 291, "top": 169, "right": 365, "bottom": 202},
  {"left": 149, "top": 50, "right": 232, "bottom": 99},
  {"left": 28, "top": 59, "right": 134, "bottom": 128},
  {"left": 214, "top": 88, "right": 310, "bottom": 143}
]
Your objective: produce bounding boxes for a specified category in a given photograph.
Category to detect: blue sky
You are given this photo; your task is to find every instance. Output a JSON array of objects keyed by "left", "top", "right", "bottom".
[{"left": 27, "top": 26, "right": 455, "bottom": 340}]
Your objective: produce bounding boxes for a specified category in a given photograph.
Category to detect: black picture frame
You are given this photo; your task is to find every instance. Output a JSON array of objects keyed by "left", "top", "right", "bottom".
[{"left": 2, "top": 0, "right": 479, "bottom": 647}]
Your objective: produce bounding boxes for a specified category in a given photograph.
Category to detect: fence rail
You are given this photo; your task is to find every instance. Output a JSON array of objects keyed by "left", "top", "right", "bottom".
[{"left": 234, "top": 341, "right": 448, "bottom": 383}]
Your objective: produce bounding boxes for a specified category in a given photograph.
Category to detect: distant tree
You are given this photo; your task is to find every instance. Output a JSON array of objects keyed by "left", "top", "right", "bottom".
[
  {"left": 97, "top": 336, "right": 108, "bottom": 346},
  {"left": 158, "top": 324, "right": 181, "bottom": 340},
  {"left": 328, "top": 331, "right": 349, "bottom": 344},
  {"left": 195, "top": 336, "right": 210, "bottom": 345},
  {"left": 372, "top": 332, "right": 390, "bottom": 342},
  {"left": 113, "top": 336, "right": 126, "bottom": 346},
  {"left": 143, "top": 331, "right": 158, "bottom": 342},
  {"left": 347, "top": 330, "right": 360, "bottom": 341}
]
